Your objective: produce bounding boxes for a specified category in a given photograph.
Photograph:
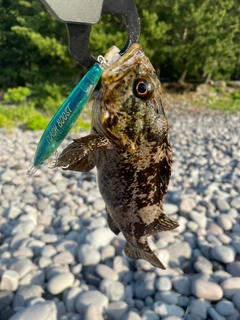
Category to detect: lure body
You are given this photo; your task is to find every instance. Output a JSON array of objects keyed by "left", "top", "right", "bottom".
[{"left": 33, "top": 62, "right": 103, "bottom": 167}]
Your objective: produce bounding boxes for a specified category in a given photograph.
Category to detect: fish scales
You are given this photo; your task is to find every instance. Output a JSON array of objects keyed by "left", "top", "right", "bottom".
[{"left": 55, "top": 43, "right": 179, "bottom": 269}]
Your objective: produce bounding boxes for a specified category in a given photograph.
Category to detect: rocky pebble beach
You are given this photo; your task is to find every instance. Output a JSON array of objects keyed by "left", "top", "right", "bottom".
[{"left": 0, "top": 98, "right": 240, "bottom": 320}]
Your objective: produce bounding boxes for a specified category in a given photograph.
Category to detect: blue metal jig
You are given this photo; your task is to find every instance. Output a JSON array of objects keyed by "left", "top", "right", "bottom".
[{"left": 33, "top": 62, "right": 103, "bottom": 167}]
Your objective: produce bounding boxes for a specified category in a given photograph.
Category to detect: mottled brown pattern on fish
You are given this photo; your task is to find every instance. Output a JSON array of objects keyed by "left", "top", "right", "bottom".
[{"left": 56, "top": 43, "right": 179, "bottom": 269}]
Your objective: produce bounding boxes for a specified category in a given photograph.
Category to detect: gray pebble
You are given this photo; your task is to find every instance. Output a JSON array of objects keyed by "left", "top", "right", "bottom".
[
  {"left": 65, "top": 287, "right": 82, "bottom": 313},
  {"left": 85, "top": 227, "right": 116, "bottom": 250},
  {"left": 38, "top": 256, "right": 52, "bottom": 268},
  {"left": 189, "top": 211, "right": 207, "bottom": 228},
  {"left": 215, "top": 300, "right": 235, "bottom": 316},
  {"left": 226, "top": 261, "right": 240, "bottom": 277},
  {"left": 41, "top": 245, "right": 57, "bottom": 257},
  {"left": 217, "top": 215, "right": 233, "bottom": 231},
  {"left": 154, "top": 291, "right": 178, "bottom": 305},
  {"left": 221, "top": 277, "right": 240, "bottom": 299},
  {"left": 230, "top": 196, "right": 240, "bottom": 209},
  {"left": 101, "top": 245, "right": 115, "bottom": 261},
  {"left": 212, "top": 270, "right": 231, "bottom": 283},
  {"left": 134, "top": 272, "right": 156, "bottom": 299},
  {"left": 47, "top": 272, "right": 75, "bottom": 295},
  {"left": 208, "top": 307, "right": 225, "bottom": 320},
  {"left": 216, "top": 198, "right": 230, "bottom": 213},
  {"left": 41, "top": 234, "right": 59, "bottom": 244},
  {"left": 1, "top": 270, "right": 19, "bottom": 291},
  {"left": 99, "top": 279, "right": 125, "bottom": 301},
  {"left": 191, "top": 279, "right": 223, "bottom": 300},
  {"left": 189, "top": 299, "right": 210, "bottom": 319},
  {"left": 211, "top": 245, "right": 235, "bottom": 263},
  {"left": 179, "top": 198, "right": 196, "bottom": 213},
  {"left": 167, "top": 241, "right": 192, "bottom": 267},
  {"left": 56, "top": 240, "right": 78, "bottom": 257},
  {"left": 194, "top": 255, "right": 213, "bottom": 274},
  {"left": 41, "top": 185, "right": 58, "bottom": 196},
  {"left": 172, "top": 275, "right": 191, "bottom": 295},
  {"left": 53, "top": 251, "right": 75, "bottom": 265},
  {"left": 155, "top": 276, "right": 172, "bottom": 291},
  {"left": 163, "top": 203, "right": 179, "bottom": 215},
  {"left": 93, "top": 198, "right": 105, "bottom": 211},
  {"left": 9, "top": 301, "right": 57, "bottom": 320},
  {"left": 95, "top": 264, "right": 118, "bottom": 281},
  {"left": 77, "top": 244, "right": 101, "bottom": 266},
  {"left": 185, "top": 315, "right": 201, "bottom": 320},
  {"left": 84, "top": 304, "right": 104, "bottom": 320},
  {"left": 123, "top": 311, "right": 141, "bottom": 320},
  {"left": 12, "top": 285, "right": 43, "bottom": 308},
  {"left": 0, "top": 290, "right": 14, "bottom": 311},
  {"left": 106, "top": 301, "right": 128, "bottom": 320},
  {"left": 75, "top": 290, "right": 108, "bottom": 314},
  {"left": 10, "top": 258, "right": 33, "bottom": 279},
  {"left": 232, "top": 292, "right": 240, "bottom": 311},
  {"left": 153, "top": 301, "right": 184, "bottom": 317}
]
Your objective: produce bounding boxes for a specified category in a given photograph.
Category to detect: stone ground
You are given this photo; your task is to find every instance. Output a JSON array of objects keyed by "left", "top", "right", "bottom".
[{"left": 0, "top": 97, "right": 240, "bottom": 320}]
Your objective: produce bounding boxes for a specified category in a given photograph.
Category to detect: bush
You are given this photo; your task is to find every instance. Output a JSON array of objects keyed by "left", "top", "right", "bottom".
[
  {"left": 3, "top": 87, "right": 31, "bottom": 103},
  {"left": 25, "top": 113, "right": 49, "bottom": 130}
]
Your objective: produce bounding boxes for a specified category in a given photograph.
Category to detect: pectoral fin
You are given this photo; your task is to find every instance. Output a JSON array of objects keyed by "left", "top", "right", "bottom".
[{"left": 54, "top": 134, "right": 112, "bottom": 171}]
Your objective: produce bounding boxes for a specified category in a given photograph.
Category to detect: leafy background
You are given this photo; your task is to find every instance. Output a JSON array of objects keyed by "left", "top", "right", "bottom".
[{"left": 0, "top": 0, "right": 240, "bottom": 129}]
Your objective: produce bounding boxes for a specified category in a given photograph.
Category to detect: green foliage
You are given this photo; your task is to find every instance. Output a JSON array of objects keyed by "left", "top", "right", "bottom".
[
  {"left": 0, "top": 0, "right": 240, "bottom": 97},
  {"left": 25, "top": 113, "right": 49, "bottom": 130},
  {"left": 3, "top": 86, "right": 30, "bottom": 103},
  {"left": 0, "top": 103, "right": 49, "bottom": 129}
]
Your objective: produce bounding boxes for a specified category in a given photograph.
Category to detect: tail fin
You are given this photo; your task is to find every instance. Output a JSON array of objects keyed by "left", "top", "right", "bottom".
[{"left": 124, "top": 241, "right": 166, "bottom": 269}]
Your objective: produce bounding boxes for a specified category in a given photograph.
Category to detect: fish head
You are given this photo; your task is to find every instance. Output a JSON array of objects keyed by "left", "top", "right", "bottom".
[{"left": 93, "top": 43, "right": 169, "bottom": 153}]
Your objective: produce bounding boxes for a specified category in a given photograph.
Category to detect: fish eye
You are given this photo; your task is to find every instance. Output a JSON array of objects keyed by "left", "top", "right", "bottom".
[{"left": 133, "top": 79, "right": 154, "bottom": 100}]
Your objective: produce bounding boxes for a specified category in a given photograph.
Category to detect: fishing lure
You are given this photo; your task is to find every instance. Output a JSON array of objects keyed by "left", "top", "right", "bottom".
[{"left": 33, "top": 58, "right": 106, "bottom": 168}]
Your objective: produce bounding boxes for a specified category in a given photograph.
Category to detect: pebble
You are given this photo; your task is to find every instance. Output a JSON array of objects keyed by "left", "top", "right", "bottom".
[
  {"left": 217, "top": 215, "right": 233, "bottom": 230},
  {"left": 99, "top": 279, "right": 125, "bottom": 301},
  {"left": 226, "top": 262, "right": 240, "bottom": 277},
  {"left": 153, "top": 301, "right": 184, "bottom": 317},
  {"left": 10, "top": 258, "right": 33, "bottom": 278},
  {"left": 12, "top": 285, "right": 43, "bottom": 308},
  {"left": 1, "top": 270, "right": 19, "bottom": 291},
  {"left": 1, "top": 108, "right": 240, "bottom": 319},
  {"left": 171, "top": 275, "right": 191, "bottom": 295},
  {"left": 167, "top": 241, "right": 192, "bottom": 267},
  {"left": 9, "top": 301, "right": 57, "bottom": 320},
  {"left": 53, "top": 251, "right": 75, "bottom": 265},
  {"left": 95, "top": 264, "right": 118, "bottom": 281},
  {"left": 85, "top": 227, "right": 116, "bottom": 250},
  {"left": 215, "top": 300, "right": 235, "bottom": 316},
  {"left": 211, "top": 245, "right": 235, "bottom": 263},
  {"left": 0, "top": 290, "right": 14, "bottom": 311},
  {"left": 221, "top": 277, "right": 240, "bottom": 299},
  {"left": 191, "top": 279, "right": 223, "bottom": 300},
  {"left": 106, "top": 301, "right": 128, "bottom": 320},
  {"left": 154, "top": 291, "right": 178, "bottom": 305},
  {"left": 134, "top": 272, "right": 156, "bottom": 299},
  {"left": 84, "top": 304, "right": 104, "bottom": 320},
  {"left": 77, "top": 244, "right": 101, "bottom": 266},
  {"left": 163, "top": 203, "right": 179, "bottom": 215},
  {"left": 123, "top": 311, "right": 142, "bottom": 320},
  {"left": 75, "top": 290, "right": 108, "bottom": 314},
  {"left": 47, "top": 272, "right": 75, "bottom": 295},
  {"left": 64, "top": 287, "right": 82, "bottom": 313},
  {"left": 189, "top": 299, "right": 210, "bottom": 319},
  {"left": 232, "top": 292, "right": 240, "bottom": 311},
  {"left": 155, "top": 276, "right": 172, "bottom": 291}
]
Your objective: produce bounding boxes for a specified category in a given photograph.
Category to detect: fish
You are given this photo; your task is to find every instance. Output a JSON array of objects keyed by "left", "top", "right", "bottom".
[{"left": 55, "top": 43, "right": 179, "bottom": 269}]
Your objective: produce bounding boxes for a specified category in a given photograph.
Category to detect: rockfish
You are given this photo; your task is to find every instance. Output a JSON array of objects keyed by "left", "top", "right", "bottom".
[{"left": 55, "top": 43, "right": 179, "bottom": 269}]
